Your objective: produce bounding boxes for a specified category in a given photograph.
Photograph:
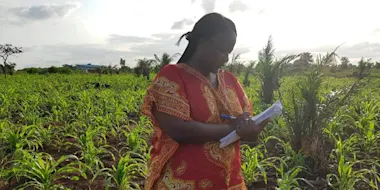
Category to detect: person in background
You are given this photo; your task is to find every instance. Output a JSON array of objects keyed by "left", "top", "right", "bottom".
[{"left": 142, "top": 12, "right": 269, "bottom": 190}]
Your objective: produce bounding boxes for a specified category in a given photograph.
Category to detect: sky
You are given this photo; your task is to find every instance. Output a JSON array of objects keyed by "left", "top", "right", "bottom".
[{"left": 0, "top": 0, "right": 379, "bottom": 69}]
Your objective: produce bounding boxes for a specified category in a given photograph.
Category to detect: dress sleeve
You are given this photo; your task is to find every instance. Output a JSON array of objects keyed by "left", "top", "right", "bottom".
[{"left": 141, "top": 65, "right": 191, "bottom": 121}]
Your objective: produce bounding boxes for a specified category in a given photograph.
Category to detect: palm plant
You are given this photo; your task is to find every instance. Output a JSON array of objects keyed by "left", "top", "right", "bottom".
[
  {"left": 226, "top": 53, "right": 241, "bottom": 73},
  {"left": 294, "top": 52, "right": 313, "bottom": 67},
  {"left": 256, "top": 36, "right": 297, "bottom": 104},
  {"left": 135, "top": 58, "right": 154, "bottom": 80},
  {"left": 243, "top": 61, "right": 256, "bottom": 87},
  {"left": 357, "top": 58, "right": 371, "bottom": 79},
  {"left": 375, "top": 62, "right": 380, "bottom": 69},
  {"left": 340, "top": 57, "right": 350, "bottom": 69},
  {"left": 280, "top": 49, "right": 362, "bottom": 173},
  {"left": 153, "top": 52, "right": 181, "bottom": 72}
]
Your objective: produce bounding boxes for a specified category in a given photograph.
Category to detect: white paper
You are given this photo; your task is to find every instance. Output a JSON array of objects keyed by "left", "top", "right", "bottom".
[{"left": 219, "top": 101, "right": 283, "bottom": 148}]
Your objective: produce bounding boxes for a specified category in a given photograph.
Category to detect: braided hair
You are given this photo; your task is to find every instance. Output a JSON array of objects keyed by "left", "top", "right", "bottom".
[{"left": 176, "top": 13, "right": 237, "bottom": 64}]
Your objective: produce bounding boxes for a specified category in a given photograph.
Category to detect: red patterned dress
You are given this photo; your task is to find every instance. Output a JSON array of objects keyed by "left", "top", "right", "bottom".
[{"left": 142, "top": 63, "right": 252, "bottom": 190}]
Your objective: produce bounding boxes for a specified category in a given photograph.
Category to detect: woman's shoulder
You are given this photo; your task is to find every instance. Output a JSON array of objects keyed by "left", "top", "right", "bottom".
[
  {"left": 157, "top": 64, "right": 182, "bottom": 76},
  {"left": 221, "top": 69, "right": 239, "bottom": 82}
]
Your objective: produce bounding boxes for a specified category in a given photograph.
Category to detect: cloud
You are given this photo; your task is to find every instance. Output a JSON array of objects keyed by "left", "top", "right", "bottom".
[
  {"left": 276, "top": 42, "right": 380, "bottom": 63},
  {"left": 232, "top": 47, "right": 251, "bottom": 55},
  {"left": 201, "top": 0, "right": 216, "bottom": 13},
  {"left": 374, "top": 28, "right": 380, "bottom": 33},
  {"left": 107, "top": 35, "right": 155, "bottom": 45},
  {"left": 229, "top": 0, "right": 249, "bottom": 13},
  {"left": 9, "top": 3, "right": 79, "bottom": 21},
  {"left": 171, "top": 19, "right": 194, "bottom": 30},
  {"left": 128, "top": 33, "right": 185, "bottom": 57},
  {"left": 12, "top": 33, "right": 188, "bottom": 69},
  {"left": 258, "top": 9, "right": 266, "bottom": 14}
]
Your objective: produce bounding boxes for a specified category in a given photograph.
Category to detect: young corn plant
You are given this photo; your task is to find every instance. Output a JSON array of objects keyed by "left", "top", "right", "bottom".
[
  {"left": 68, "top": 126, "right": 116, "bottom": 176},
  {"left": 264, "top": 136, "right": 306, "bottom": 171},
  {"left": 275, "top": 164, "right": 314, "bottom": 190},
  {"left": 92, "top": 146, "right": 151, "bottom": 190},
  {"left": 7, "top": 150, "right": 85, "bottom": 190},
  {"left": 93, "top": 153, "right": 146, "bottom": 190},
  {"left": 33, "top": 125, "right": 58, "bottom": 150},
  {"left": 119, "top": 126, "right": 149, "bottom": 155},
  {"left": 324, "top": 130, "right": 379, "bottom": 190},
  {"left": 241, "top": 144, "right": 281, "bottom": 186},
  {"left": 341, "top": 100, "right": 380, "bottom": 157},
  {"left": 0, "top": 123, "right": 42, "bottom": 155}
]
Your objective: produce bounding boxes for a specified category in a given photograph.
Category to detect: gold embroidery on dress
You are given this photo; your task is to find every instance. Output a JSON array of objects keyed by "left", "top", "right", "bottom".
[
  {"left": 199, "top": 179, "right": 213, "bottom": 189},
  {"left": 144, "top": 76, "right": 190, "bottom": 120},
  {"left": 225, "top": 87, "right": 243, "bottom": 115},
  {"left": 204, "top": 142, "right": 235, "bottom": 185},
  {"left": 154, "top": 162, "right": 196, "bottom": 190},
  {"left": 144, "top": 140, "right": 179, "bottom": 190},
  {"left": 227, "top": 182, "right": 248, "bottom": 190},
  {"left": 201, "top": 84, "right": 220, "bottom": 123},
  {"left": 176, "top": 160, "right": 187, "bottom": 176}
]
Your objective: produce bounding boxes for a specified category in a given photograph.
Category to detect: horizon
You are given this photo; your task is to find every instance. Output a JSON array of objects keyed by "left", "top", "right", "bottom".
[{"left": 1, "top": 0, "right": 379, "bottom": 70}]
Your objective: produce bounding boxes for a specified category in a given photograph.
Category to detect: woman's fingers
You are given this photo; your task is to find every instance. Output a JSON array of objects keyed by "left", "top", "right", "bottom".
[
  {"left": 236, "top": 112, "right": 250, "bottom": 121},
  {"left": 236, "top": 119, "right": 249, "bottom": 136}
]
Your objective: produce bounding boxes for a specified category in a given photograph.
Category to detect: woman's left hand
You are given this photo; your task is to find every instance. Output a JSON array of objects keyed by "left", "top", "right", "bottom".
[{"left": 236, "top": 118, "right": 270, "bottom": 142}]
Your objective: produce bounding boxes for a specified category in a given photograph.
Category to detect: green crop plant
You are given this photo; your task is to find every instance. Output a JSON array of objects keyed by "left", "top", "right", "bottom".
[
  {"left": 67, "top": 126, "right": 116, "bottom": 176},
  {"left": 1, "top": 51, "right": 380, "bottom": 189},
  {"left": 0, "top": 122, "right": 42, "bottom": 155},
  {"left": 4, "top": 150, "right": 85, "bottom": 190}
]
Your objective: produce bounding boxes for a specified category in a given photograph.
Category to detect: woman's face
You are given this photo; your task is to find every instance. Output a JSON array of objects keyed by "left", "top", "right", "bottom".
[{"left": 196, "top": 31, "right": 237, "bottom": 73}]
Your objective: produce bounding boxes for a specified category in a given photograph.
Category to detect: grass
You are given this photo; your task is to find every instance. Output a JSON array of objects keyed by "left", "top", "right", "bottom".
[{"left": 0, "top": 72, "right": 379, "bottom": 189}]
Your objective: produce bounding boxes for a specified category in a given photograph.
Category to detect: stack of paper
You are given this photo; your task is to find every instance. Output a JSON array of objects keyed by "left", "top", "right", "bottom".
[{"left": 219, "top": 101, "right": 283, "bottom": 148}]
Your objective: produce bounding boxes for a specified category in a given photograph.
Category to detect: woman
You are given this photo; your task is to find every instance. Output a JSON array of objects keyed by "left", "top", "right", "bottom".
[{"left": 142, "top": 12, "right": 268, "bottom": 190}]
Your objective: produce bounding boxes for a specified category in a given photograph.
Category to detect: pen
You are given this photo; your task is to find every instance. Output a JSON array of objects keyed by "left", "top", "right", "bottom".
[{"left": 220, "top": 114, "right": 236, "bottom": 120}]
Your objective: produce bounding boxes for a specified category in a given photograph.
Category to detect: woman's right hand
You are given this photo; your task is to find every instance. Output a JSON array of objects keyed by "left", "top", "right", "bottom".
[
  {"left": 229, "top": 112, "right": 250, "bottom": 129},
  {"left": 236, "top": 118, "right": 269, "bottom": 141}
]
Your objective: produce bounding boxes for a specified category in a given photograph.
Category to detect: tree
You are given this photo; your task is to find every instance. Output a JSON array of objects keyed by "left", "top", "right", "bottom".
[
  {"left": 226, "top": 53, "right": 241, "bottom": 73},
  {"left": 367, "top": 61, "right": 374, "bottom": 69},
  {"left": 294, "top": 52, "right": 313, "bottom": 67},
  {"left": 135, "top": 58, "right": 154, "bottom": 80},
  {"left": 153, "top": 53, "right": 180, "bottom": 72},
  {"left": 0, "top": 44, "right": 22, "bottom": 78},
  {"left": 358, "top": 58, "right": 371, "bottom": 79},
  {"left": 375, "top": 62, "right": 380, "bottom": 69},
  {"left": 340, "top": 57, "right": 349, "bottom": 69},
  {"left": 257, "top": 36, "right": 297, "bottom": 104},
  {"left": 243, "top": 61, "right": 256, "bottom": 87},
  {"left": 236, "top": 62, "right": 245, "bottom": 75},
  {"left": 5, "top": 63, "right": 16, "bottom": 75},
  {"left": 120, "top": 58, "right": 126, "bottom": 67}
]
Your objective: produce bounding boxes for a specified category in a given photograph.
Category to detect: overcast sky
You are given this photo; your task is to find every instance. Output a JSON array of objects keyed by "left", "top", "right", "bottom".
[{"left": 0, "top": 0, "right": 379, "bottom": 69}]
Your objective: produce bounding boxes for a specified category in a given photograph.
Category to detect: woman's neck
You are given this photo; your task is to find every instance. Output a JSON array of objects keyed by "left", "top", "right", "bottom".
[
  {"left": 186, "top": 58, "right": 209, "bottom": 77},
  {"left": 186, "top": 58, "right": 219, "bottom": 88}
]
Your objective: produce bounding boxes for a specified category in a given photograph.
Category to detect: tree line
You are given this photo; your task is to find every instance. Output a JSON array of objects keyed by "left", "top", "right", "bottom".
[{"left": 1, "top": 39, "right": 380, "bottom": 83}]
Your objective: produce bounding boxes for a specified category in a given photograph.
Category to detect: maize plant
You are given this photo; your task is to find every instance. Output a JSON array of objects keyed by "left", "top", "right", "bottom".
[{"left": 1, "top": 54, "right": 380, "bottom": 189}]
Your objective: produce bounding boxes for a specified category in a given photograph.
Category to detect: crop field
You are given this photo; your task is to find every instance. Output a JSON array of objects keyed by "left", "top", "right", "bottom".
[{"left": 0, "top": 71, "right": 379, "bottom": 190}]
